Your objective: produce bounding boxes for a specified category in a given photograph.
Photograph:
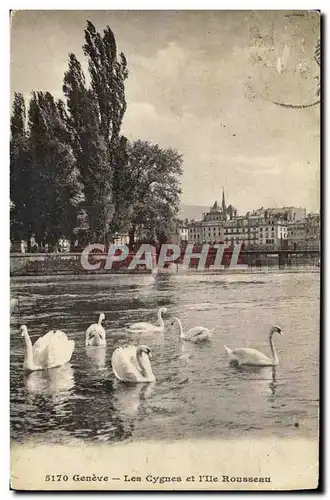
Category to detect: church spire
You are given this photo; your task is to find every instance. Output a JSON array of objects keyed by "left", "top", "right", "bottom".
[{"left": 222, "top": 187, "right": 226, "bottom": 212}]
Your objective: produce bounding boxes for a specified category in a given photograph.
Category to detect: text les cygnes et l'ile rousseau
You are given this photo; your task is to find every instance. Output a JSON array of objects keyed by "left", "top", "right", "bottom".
[{"left": 44, "top": 473, "right": 271, "bottom": 484}]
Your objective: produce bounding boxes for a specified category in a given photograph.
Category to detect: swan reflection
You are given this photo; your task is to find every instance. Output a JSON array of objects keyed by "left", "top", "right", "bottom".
[
  {"left": 268, "top": 366, "right": 278, "bottom": 397},
  {"left": 231, "top": 364, "right": 278, "bottom": 398},
  {"left": 112, "top": 381, "right": 155, "bottom": 417},
  {"left": 25, "top": 363, "right": 75, "bottom": 400},
  {"left": 178, "top": 343, "right": 192, "bottom": 363},
  {"left": 85, "top": 346, "right": 107, "bottom": 369}
]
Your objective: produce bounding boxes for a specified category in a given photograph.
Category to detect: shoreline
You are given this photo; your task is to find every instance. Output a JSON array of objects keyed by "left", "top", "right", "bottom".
[
  {"left": 10, "top": 267, "right": 320, "bottom": 280},
  {"left": 10, "top": 252, "right": 320, "bottom": 278}
]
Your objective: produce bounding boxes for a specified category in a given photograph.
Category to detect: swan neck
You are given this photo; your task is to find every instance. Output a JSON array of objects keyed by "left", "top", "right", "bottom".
[
  {"left": 23, "top": 332, "right": 35, "bottom": 370},
  {"left": 137, "top": 351, "right": 154, "bottom": 381},
  {"left": 175, "top": 318, "right": 184, "bottom": 337},
  {"left": 98, "top": 315, "right": 103, "bottom": 325},
  {"left": 157, "top": 309, "right": 165, "bottom": 328},
  {"left": 269, "top": 332, "right": 279, "bottom": 365}
]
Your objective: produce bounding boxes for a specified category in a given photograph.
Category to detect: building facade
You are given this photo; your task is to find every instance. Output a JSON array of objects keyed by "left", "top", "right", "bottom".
[
  {"left": 186, "top": 193, "right": 314, "bottom": 250},
  {"left": 287, "top": 213, "right": 320, "bottom": 250}
]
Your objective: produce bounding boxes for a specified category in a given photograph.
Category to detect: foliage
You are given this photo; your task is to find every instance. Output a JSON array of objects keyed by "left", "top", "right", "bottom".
[
  {"left": 10, "top": 91, "right": 80, "bottom": 244},
  {"left": 114, "top": 140, "right": 183, "bottom": 247},
  {"left": 10, "top": 21, "right": 183, "bottom": 249},
  {"left": 63, "top": 21, "right": 128, "bottom": 242}
]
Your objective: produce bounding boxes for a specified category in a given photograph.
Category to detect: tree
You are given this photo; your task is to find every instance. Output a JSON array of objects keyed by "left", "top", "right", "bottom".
[
  {"left": 63, "top": 21, "right": 129, "bottom": 242},
  {"left": 114, "top": 140, "right": 183, "bottom": 248},
  {"left": 25, "top": 91, "right": 80, "bottom": 244},
  {"left": 83, "top": 21, "right": 128, "bottom": 144},
  {"left": 10, "top": 92, "right": 30, "bottom": 240}
]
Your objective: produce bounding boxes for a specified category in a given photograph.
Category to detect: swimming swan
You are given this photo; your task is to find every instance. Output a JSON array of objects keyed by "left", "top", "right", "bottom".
[
  {"left": 85, "top": 313, "right": 106, "bottom": 346},
  {"left": 21, "top": 325, "right": 75, "bottom": 371},
  {"left": 111, "top": 345, "right": 155, "bottom": 383},
  {"left": 126, "top": 307, "right": 167, "bottom": 333},
  {"left": 171, "top": 317, "right": 213, "bottom": 343},
  {"left": 224, "top": 325, "right": 283, "bottom": 366}
]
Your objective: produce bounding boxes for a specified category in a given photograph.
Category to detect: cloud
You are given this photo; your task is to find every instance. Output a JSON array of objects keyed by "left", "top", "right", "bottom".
[{"left": 11, "top": 10, "right": 320, "bottom": 214}]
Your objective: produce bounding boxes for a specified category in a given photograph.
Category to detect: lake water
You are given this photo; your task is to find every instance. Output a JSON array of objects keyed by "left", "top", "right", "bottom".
[{"left": 10, "top": 271, "right": 319, "bottom": 444}]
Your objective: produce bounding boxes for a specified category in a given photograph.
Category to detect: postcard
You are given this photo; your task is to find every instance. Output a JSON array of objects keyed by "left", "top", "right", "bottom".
[{"left": 10, "top": 9, "right": 320, "bottom": 491}]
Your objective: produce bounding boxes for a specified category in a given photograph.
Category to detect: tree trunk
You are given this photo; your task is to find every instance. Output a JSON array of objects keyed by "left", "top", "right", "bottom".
[{"left": 128, "top": 226, "right": 136, "bottom": 251}]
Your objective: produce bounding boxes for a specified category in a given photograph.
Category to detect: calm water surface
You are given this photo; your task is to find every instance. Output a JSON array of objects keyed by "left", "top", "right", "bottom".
[{"left": 10, "top": 272, "right": 319, "bottom": 444}]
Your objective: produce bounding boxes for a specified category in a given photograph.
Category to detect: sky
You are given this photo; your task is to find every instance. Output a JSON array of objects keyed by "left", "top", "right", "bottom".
[{"left": 10, "top": 10, "right": 320, "bottom": 214}]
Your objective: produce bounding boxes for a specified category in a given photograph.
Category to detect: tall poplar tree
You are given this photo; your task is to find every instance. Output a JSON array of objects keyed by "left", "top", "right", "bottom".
[
  {"left": 10, "top": 92, "right": 30, "bottom": 240},
  {"left": 26, "top": 91, "right": 80, "bottom": 244},
  {"left": 63, "top": 21, "right": 128, "bottom": 242}
]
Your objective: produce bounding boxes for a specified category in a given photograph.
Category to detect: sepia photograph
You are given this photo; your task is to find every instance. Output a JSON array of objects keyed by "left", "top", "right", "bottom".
[{"left": 10, "top": 9, "right": 320, "bottom": 491}]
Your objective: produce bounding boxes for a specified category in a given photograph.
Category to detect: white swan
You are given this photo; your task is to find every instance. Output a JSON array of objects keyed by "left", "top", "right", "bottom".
[
  {"left": 126, "top": 307, "right": 167, "bottom": 333},
  {"left": 111, "top": 345, "right": 155, "bottom": 383},
  {"left": 85, "top": 313, "right": 106, "bottom": 346},
  {"left": 21, "top": 325, "right": 75, "bottom": 371},
  {"left": 224, "top": 325, "right": 283, "bottom": 367},
  {"left": 171, "top": 317, "right": 213, "bottom": 343}
]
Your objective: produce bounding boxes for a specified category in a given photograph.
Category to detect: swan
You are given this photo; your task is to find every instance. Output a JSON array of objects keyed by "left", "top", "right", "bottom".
[
  {"left": 224, "top": 325, "right": 283, "bottom": 367},
  {"left": 171, "top": 317, "right": 213, "bottom": 343},
  {"left": 111, "top": 345, "right": 155, "bottom": 383},
  {"left": 21, "top": 325, "right": 75, "bottom": 371},
  {"left": 126, "top": 307, "right": 167, "bottom": 333},
  {"left": 85, "top": 313, "right": 106, "bottom": 346}
]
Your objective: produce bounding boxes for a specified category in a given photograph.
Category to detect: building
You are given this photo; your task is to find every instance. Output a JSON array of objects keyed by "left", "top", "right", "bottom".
[
  {"left": 287, "top": 213, "right": 320, "bottom": 250},
  {"left": 188, "top": 189, "right": 237, "bottom": 244},
  {"left": 188, "top": 189, "right": 263, "bottom": 247},
  {"left": 258, "top": 220, "right": 288, "bottom": 248},
  {"left": 187, "top": 193, "right": 293, "bottom": 249},
  {"left": 179, "top": 226, "right": 189, "bottom": 242},
  {"left": 186, "top": 193, "right": 320, "bottom": 251},
  {"left": 254, "top": 206, "right": 306, "bottom": 222},
  {"left": 202, "top": 190, "right": 237, "bottom": 222},
  {"left": 305, "top": 213, "right": 320, "bottom": 249}
]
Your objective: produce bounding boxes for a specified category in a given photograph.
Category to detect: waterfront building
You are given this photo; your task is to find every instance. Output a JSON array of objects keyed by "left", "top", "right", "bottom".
[
  {"left": 287, "top": 213, "right": 320, "bottom": 250},
  {"left": 187, "top": 193, "right": 296, "bottom": 249},
  {"left": 257, "top": 220, "right": 288, "bottom": 248},
  {"left": 254, "top": 206, "right": 306, "bottom": 222}
]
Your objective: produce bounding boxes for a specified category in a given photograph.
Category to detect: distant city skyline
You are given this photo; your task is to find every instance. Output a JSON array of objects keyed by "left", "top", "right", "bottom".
[
  {"left": 11, "top": 10, "right": 320, "bottom": 213},
  {"left": 179, "top": 199, "right": 315, "bottom": 223}
]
